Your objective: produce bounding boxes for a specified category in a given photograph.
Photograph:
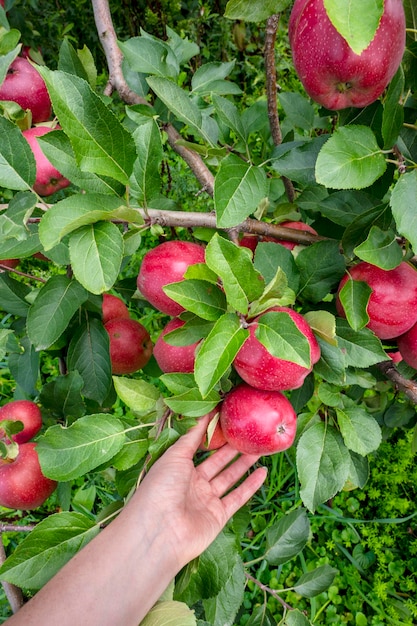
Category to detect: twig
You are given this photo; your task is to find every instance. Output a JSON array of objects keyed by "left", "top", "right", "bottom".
[
  {"left": 0, "top": 524, "right": 35, "bottom": 532},
  {"left": 245, "top": 571, "right": 293, "bottom": 610},
  {"left": 0, "top": 534, "right": 24, "bottom": 613},
  {"left": 377, "top": 361, "right": 417, "bottom": 405},
  {"left": 90, "top": 0, "right": 215, "bottom": 196},
  {"left": 264, "top": 15, "right": 295, "bottom": 203}
]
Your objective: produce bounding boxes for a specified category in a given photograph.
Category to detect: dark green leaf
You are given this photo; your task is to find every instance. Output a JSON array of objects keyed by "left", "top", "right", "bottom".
[
  {"left": 263, "top": 508, "right": 310, "bottom": 565},
  {"left": 296, "top": 240, "right": 345, "bottom": 303},
  {"left": 338, "top": 279, "right": 371, "bottom": 331},
  {"left": 163, "top": 279, "right": 227, "bottom": 321}
]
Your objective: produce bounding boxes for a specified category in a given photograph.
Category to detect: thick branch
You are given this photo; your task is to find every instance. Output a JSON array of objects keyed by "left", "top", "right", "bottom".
[
  {"left": 0, "top": 535, "right": 24, "bottom": 613},
  {"left": 264, "top": 15, "right": 295, "bottom": 203},
  {"left": 377, "top": 361, "right": 417, "bottom": 405},
  {"left": 91, "top": 0, "right": 214, "bottom": 196}
]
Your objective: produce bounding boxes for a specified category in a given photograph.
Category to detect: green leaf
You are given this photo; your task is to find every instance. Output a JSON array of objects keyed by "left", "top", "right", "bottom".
[
  {"left": 58, "top": 38, "right": 90, "bottom": 82},
  {"left": 0, "top": 512, "right": 99, "bottom": 590},
  {"left": 203, "top": 559, "right": 245, "bottom": 626},
  {"left": 39, "top": 371, "right": 86, "bottom": 421},
  {"left": 353, "top": 226, "right": 403, "bottom": 270},
  {"left": 345, "top": 450, "right": 369, "bottom": 490},
  {"left": 315, "top": 126, "right": 386, "bottom": 190},
  {"left": 336, "top": 319, "right": 389, "bottom": 367},
  {"left": 8, "top": 335, "right": 39, "bottom": 397},
  {"left": 390, "top": 170, "right": 417, "bottom": 253},
  {"left": 36, "top": 67, "right": 136, "bottom": 184},
  {"left": 256, "top": 311, "right": 312, "bottom": 368},
  {"left": 0, "top": 116, "right": 36, "bottom": 190},
  {"left": 314, "top": 338, "right": 346, "bottom": 385},
  {"left": 297, "top": 422, "right": 350, "bottom": 512},
  {"left": 214, "top": 154, "right": 269, "bottom": 228},
  {"left": 163, "top": 279, "right": 227, "bottom": 321},
  {"left": 271, "top": 137, "right": 328, "bottom": 187},
  {"left": 140, "top": 601, "right": 197, "bottom": 626},
  {"left": 224, "top": 0, "right": 291, "bottom": 21},
  {"left": 292, "top": 564, "right": 338, "bottom": 598},
  {"left": 212, "top": 94, "right": 247, "bottom": 144},
  {"left": 281, "top": 609, "right": 313, "bottom": 626},
  {"left": 130, "top": 119, "right": 163, "bottom": 204},
  {"left": 263, "top": 508, "right": 310, "bottom": 565},
  {"left": 166, "top": 26, "right": 200, "bottom": 66},
  {"left": 39, "top": 193, "right": 137, "bottom": 250},
  {"left": 336, "top": 405, "right": 382, "bottom": 456},
  {"left": 27, "top": 275, "right": 88, "bottom": 351},
  {"left": 254, "top": 241, "right": 300, "bottom": 293},
  {"left": 279, "top": 92, "right": 315, "bottom": 131},
  {"left": 194, "top": 313, "right": 249, "bottom": 397},
  {"left": 0, "top": 46, "right": 20, "bottom": 87},
  {"left": 0, "top": 273, "right": 30, "bottom": 316},
  {"left": 323, "top": 0, "right": 383, "bottom": 54},
  {"left": 191, "top": 61, "right": 241, "bottom": 96},
  {"left": 37, "top": 414, "right": 126, "bottom": 481},
  {"left": 296, "top": 240, "right": 346, "bottom": 303},
  {"left": 113, "top": 376, "right": 161, "bottom": 414},
  {"left": 66, "top": 317, "right": 112, "bottom": 404},
  {"left": 164, "top": 387, "right": 220, "bottom": 418},
  {"left": 338, "top": 279, "right": 371, "bottom": 331},
  {"left": 205, "top": 233, "right": 264, "bottom": 314},
  {"left": 118, "top": 35, "right": 179, "bottom": 78},
  {"left": 69, "top": 221, "right": 124, "bottom": 294},
  {"left": 382, "top": 67, "right": 404, "bottom": 149}
]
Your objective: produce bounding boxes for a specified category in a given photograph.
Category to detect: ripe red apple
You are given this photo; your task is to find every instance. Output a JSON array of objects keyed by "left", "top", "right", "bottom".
[
  {"left": 0, "top": 400, "right": 42, "bottom": 444},
  {"left": 386, "top": 350, "right": 403, "bottom": 364},
  {"left": 0, "top": 442, "right": 57, "bottom": 510},
  {"left": 153, "top": 317, "right": 200, "bottom": 373},
  {"left": 233, "top": 306, "right": 320, "bottom": 391},
  {"left": 137, "top": 240, "right": 206, "bottom": 316},
  {"left": 198, "top": 405, "right": 227, "bottom": 451},
  {"left": 0, "top": 56, "right": 51, "bottom": 122},
  {"left": 104, "top": 317, "right": 153, "bottom": 375},
  {"left": 397, "top": 322, "right": 417, "bottom": 370},
  {"left": 262, "top": 221, "right": 318, "bottom": 250},
  {"left": 336, "top": 261, "right": 417, "bottom": 340},
  {"left": 220, "top": 384, "right": 297, "bottom": 455},
  {"left": 102, "top": 293, "right": 130, "bottom": 325},
  {"left": 22, "top": 126, "right": 70, "bottom": 196},
  {"left": 239, "top": 234, "right": 259, "bottom": 254},
  {"left": 289, "top": 0, "right": 406, "bottom": 110},
  {"left": 0, "top": 258, "right": 19, "bottom": 271}
]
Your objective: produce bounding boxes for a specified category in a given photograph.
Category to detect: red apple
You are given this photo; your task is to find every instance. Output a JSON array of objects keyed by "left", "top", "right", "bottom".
[
  {"left": 0, "top": 258, "right": 19, "bottom": 271},
  {"left": 0, "top": 442, "right": 57, "bottom": 510},
  {"left": 0, "top": 56, "right": 51, "bottom": 122},
  {"left": 198, "top": 405, "right": 227, "bottom": 451},
  {"left": 153, "top": 317, "right": 200, "bottom": 373},
  {"left": 0, "top": 400, "right": 42, "bottom": 444},
  {"left": 239, "top": 234, "right": 259, "bottom": 254},
  {"left": 397, "top": 322, "right": 417, "bottom": 369},
  {"left": 105, "top": 317, "right": 153, "bottom": 375},
  {"left": 289, "top": 0, "right": 406, "bottom": 110},
  {"left": 137, "top": 240, "right": 206, "bottom": 316},
  {"left": 219, "top": 384, "right": 297, "bottom": 455},
  {"left": 386, "top": 350, "right": 403, "bottom": 364},
  {"left": 262, "top": 221, "right": 318, "bottom": 250},
  {"left": 22, "top": 126, "right": 70, "bottom": 196},
  {"left": 233, "top": 306, "right": 320, "bottom": 391},
  {"left": 102, "top": 293, "right": 130, "bottom": 325},
  {"left": 336, "top": 261, "right": 417, "bottom": 340}
]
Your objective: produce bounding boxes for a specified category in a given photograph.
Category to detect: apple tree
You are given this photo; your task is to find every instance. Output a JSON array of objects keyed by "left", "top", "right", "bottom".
[{"left": 0, "top": 0, "right": 416, "bottom": 623}]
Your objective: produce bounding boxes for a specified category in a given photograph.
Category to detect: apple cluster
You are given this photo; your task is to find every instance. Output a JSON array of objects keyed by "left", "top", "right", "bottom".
[
  {"left": 0, "top": 400, "right": 57, "bottom": 510},
  {"left": 102, "top": 293, "right": 153, "bottom": 375},
  {"left": 137, "top": 239, "right": 321, "bottom": 457},
  {"left": 0, "top": 48, "right": 70, "bottom": 196}
]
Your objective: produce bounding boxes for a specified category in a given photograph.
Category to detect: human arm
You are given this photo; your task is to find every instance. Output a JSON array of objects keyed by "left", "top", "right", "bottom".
[{"left": 4, "top": 415, "right": 267, "bottom": 626}]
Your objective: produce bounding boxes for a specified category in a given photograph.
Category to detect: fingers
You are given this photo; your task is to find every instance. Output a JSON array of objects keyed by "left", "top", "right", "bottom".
[
  {"left": 196, "top": 443, "right": 241, "bottom": 482},
  {"left": 220, "top": 466, "right": 267, "bottom": 520},
  {"left": 170, "top": 414, "right": 211, "bottom": 457},
  {"left": 209, "top": 452, "right": 262, "bottom": 498}
]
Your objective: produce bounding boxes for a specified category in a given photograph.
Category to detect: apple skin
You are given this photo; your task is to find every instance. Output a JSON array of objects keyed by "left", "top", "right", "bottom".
[
  {"left": 0, "top": 442, "right": 57, "bottom": 510},
  {"left": 397, "top": 322, "right": 417, "bottom": 369},
  {"left": 0, "top": 258, "right": 19, "bottom": 271},
  {"left": 233, "top": 306, "right": 320, "bottom": 391},
  {"left": 153, "top": 317, "right": 200, "bottom": 373},
  {"left": 137, "top": 240, "right": 206, "bottom": 316},
  {"left": 102, "top": 293, "right": 130, "bottom": 326},
  {"left": 336, "top": 261, "right": 417, "bottom": 340},
  {"left": 219, "top": 384, "right": 297, "bottom": 455},
  {"left": 289, "top": 0, "right": 406, "bottom": 110},
  {"left": 198, "top": 406, "right": 227, "bottom": 451},
  {"left": 0, "top": 400, "right": 42, "bottom": 444},
  {"left": 262, "top": 221, "right": 318, "bottom": 250},
  {"left": 239, "top": 234, "right": 259, "bottom": 254},
  {"left": 104, "top": 317, "right": 153, "bottom": 375},
  {"left": 0, "top": 56, "right": 51, "bottom": 122},
  {"left": 22, "top": 126, "right": 70, "bottom": 196}
]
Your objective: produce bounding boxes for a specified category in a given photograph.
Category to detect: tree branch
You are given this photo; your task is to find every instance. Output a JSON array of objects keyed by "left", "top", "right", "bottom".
[
  {"left": 264, "top": 15, "right": 295, "bottom": 203},
  {"left": 0, "top": 534, "right": 24, "bottom": 613},
  {"left": 377, "top": 361, "right": 417, "bottom": 405},
  {"left": 90, "top": 0, "right": 214, "bottom": 196}
]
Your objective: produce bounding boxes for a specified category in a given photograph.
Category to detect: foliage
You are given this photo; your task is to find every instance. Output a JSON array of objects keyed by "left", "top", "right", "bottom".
[{"left": 0, "top": 0, "right": 416, "bottom": 624}]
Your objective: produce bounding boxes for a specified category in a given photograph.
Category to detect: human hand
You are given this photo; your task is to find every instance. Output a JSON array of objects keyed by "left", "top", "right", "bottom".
[{"left": 132, "top": 415, "right": 267, "bottom": 566}]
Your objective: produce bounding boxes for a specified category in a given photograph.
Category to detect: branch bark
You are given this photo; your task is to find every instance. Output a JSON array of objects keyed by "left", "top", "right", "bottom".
[
  {"left": 90, "top": 0, "right": 214, "bottom": 196},
  {"left": 0, "top": 534, "right": 24, "bottom": 613},
  {"left": 377, "top": 361, "right": 417, "bottom": 405}
]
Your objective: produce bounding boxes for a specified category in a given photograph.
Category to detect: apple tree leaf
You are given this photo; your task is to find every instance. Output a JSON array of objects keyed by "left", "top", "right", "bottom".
[
  {"left": 112, "top": 376, "right": 161, "bottom": 414},
  {"left": 130, "top": 119, "right": 163, "bottom": 204},
  {"left": 315, "top": 126, "right": 386, "bottom": 190},
  {"left": 263, "top": 508, "right": 310, "bottom": 565},
  {"left": 191, "top": 61, "right": 241, "bottom": 96},
  {"left": 254, "top": 241, "right": 300, "bottom": 293},
  {"left": 336, "top": 405, "right": 382, "bottom": 456},
  {"left": 336, "top": 319, "right": 389, "bottom": 367},
  {"left": 353, "top": 226, "right": 403, "bottom": 270},
  {"left": 140, "top": 601, "right": 197, "bottom": 626},
  {"left": 297, "top": 422, "right": 350, "bottom": 512},
  {"left": 0, "top": 512, "right": 99, "bottom": 590},
  {"left": 296, "top": 240, "right": 346, "bottom": 303},
  {"left": 292, "top": 564, "right": 338, "bottom": 598},
  {"left": 382, "top": 67, "right": 405, "bottom": 149},
  {"left": 39, "top": 371, "right": 86, "bottom": 421},
  {"left": 37, "top": 414, "right": 126, "bottom": 481},
  {"left": 36, "top": 67, "right": 136, "bottom": 184},
  {"left": 323, "top": 0, "right": 383, "bottom": 55},
  {"left": 163, "top": 279, "right": 227, "bottom": 321},
  {"left": 390, "top": 170, "right": 417, "bottom": 253},
  {"left": 338, "top": 279, "right": 371, "bottom": 332},
  {"left": 68, "top": 221, "right": 124, "bottom": 294},
  {"left": 281, "top": 609, "right": 312, "bottom": 626},
  {"left": 214, "top": 154, "right": 269, "bottom": 228},
  {"left": 118, "top": 35, "right": 179, "bottom": 78},
  {"left": 0, "top": 116, "right": 36, "bottom": 190},
  {"left": 255, "top": 310, "right": 312, "bottom": 367},
  {"left": 224, "top": 0, "right": 291, "bottom": 22},
  {"left": 203, "top": 559, "right": 245, "bottom": 626},
  {"left": 314, "top": 338, "right": 347, "bottom": 386},
  {"left": 194, "top": 312, "right": 249, "bottom": 397},
  {"left": 26, "top": 275, "right": 88, "bottom": 351},
  {"left": 0, "top": 273, "right": 31, "bottom": 317}
]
